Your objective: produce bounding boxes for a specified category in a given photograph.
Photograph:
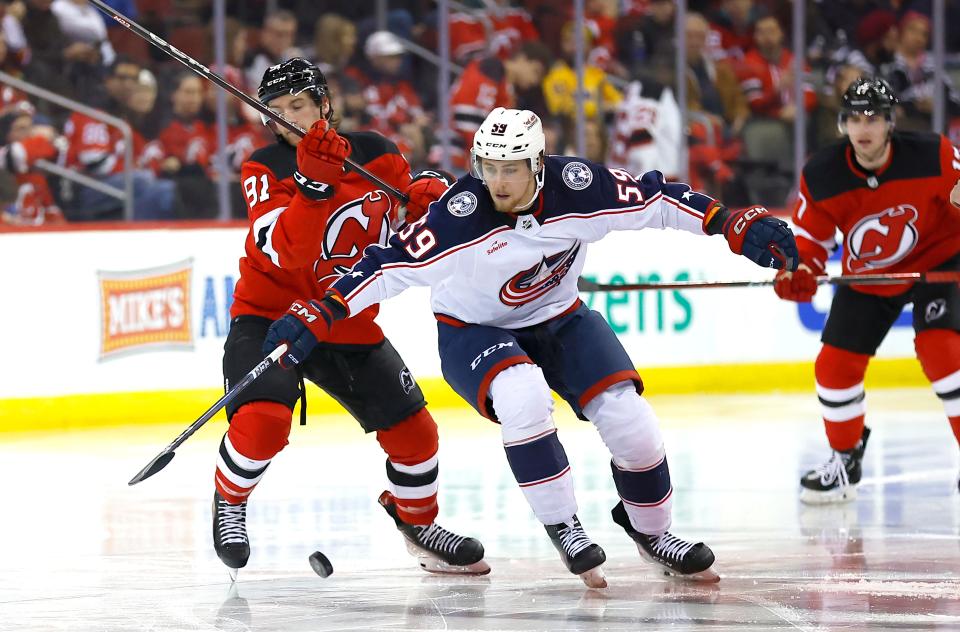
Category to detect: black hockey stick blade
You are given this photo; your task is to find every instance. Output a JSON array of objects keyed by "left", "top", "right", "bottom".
[
  {"left": 127, "top": 343, "right": 288, "bottom": 486},
  {"left": 128, "top": 451, "right": 176, "bottom": 486}
]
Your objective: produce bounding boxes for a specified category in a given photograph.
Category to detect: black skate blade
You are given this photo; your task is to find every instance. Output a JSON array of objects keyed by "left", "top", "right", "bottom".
[
  {"left": 404, "top": 540, "right": 491, "bottom": 575},
  {"left": 633, "top": 543, "right": 721, "bottom": 583},
  {"left": 579, "top": 565, "right": 607, "bottom": 588}
]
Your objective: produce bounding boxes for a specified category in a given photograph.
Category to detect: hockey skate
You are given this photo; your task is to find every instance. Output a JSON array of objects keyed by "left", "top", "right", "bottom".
[
  {"left": 378, "top": 491, "right": 490, "bottom": 575},
  {"left": 213, "top": 492, "right": 250, "bottom": 581},
  {"left": 612, "top": 501, "right": 719, "bottom": 582},
  {"left": 800, "top": 426, "right": 871, "bottom": 504},
  {"left": 544, "top": 515, "right": 607, "bottom": 588}
]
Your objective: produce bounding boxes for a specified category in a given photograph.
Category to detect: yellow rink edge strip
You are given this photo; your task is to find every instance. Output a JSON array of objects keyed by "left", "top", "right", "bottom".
[{"left": 0, "top": 358, "right": 926, "bottom": 434}]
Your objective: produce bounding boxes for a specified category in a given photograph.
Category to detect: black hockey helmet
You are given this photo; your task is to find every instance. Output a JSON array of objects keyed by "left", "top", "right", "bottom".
[
  {"left": 838, "top": 77, "right": 898, "bottom": 130},
  {"left": 257, "top": 58, "right": 331, "bottom": 124}
]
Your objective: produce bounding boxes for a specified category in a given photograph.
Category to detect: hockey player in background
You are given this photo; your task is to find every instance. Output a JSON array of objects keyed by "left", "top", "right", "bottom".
[
  {"left": 774, "top": 77, "right": 960, "bottom": 503},
  {"left": 212, "top": 58, "right": 488, "bottom": 578},
  {"left": 262, "top": 107, "right": 799, "bottom": 587}
]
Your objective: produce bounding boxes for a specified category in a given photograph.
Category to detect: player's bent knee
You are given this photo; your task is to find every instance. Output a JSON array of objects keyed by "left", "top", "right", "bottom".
[
  {"left": 490, "top": 364, "right": 555, "bottom": 444},
  {"left": 376, "top": 407, "right": 439, "bottom": 464},
  {"left": 815, "top": 344, "right": 869, "bottom": 385},
  {"left": 915, "top": 329, "right": 960, "bottom": 380},
  {"left": 586, "top": 382, "right": 664, "bottom": 467},
  {"left": 228, "top": 401, "right": 294, "bottom": 460}
]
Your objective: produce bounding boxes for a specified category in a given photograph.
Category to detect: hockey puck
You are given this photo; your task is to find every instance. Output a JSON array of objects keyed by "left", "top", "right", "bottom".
[{"left": 309, "top": 550, "right": 333, "bottom": 578}]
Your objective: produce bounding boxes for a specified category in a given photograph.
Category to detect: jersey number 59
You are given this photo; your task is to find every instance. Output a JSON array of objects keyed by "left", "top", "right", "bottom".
[{"left": 397, "top": 216, "right": 438, "bottom": 259}]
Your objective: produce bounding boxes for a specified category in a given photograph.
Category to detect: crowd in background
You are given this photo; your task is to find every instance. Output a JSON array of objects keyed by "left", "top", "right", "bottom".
[{"left": 0, "top": 0, "right": 958, "bottom": 225}]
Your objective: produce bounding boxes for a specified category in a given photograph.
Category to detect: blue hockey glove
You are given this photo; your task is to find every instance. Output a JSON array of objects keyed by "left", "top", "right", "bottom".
[{"left": 710, "top": 205, "right": 799, "bottom": 270}]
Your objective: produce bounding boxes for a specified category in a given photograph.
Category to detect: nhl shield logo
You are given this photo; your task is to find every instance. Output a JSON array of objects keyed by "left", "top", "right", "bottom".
[
  {"left": 562, "top": 162, "right": 593, "bottom": 190},
  {"left": 447, "top": 191, "right": 478, "bottom": 217}
]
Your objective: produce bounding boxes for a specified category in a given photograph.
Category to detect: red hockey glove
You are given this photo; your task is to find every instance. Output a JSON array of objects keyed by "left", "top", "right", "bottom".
[
  {"left": 263, "top": 295, "right": 347, "bottom": 368},
  {"left": 774, "top": 263, "right": 820, "bottom": 302},
  {"left": 391, "top": 170, "right": 456, "bottom": 227},
  {"left": 708, "top": 205, "right": 799, "bottom": 270},
  {"left": 295, "top": 120, "right": 350, "bottom": 201}
]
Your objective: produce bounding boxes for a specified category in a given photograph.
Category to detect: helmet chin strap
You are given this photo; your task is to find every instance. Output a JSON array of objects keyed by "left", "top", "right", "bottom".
[{"left": 515, "top": 167, "right": 545, "bottom": 212}]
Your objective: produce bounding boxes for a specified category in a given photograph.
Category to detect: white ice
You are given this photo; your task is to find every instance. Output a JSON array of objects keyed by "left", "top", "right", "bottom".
[{"left": 2, "top": 389, "right": 958, "bottom": 631}]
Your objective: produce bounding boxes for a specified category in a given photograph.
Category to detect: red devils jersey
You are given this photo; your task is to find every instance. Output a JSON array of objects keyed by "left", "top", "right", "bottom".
[
  {"left": 793, "top": 131, "right": 960, "bottom": 296},
  {"left": 231, "top": 131, "right": 411, "bottom": 344},
  {"left": 0, "top": 134, "right": 64, "bottom": 225},
  {"left": 449, "top": 58, "right": 514, "bottom": 170},
  {"left": 157, "top": 117, "right": 212, "bottom": 169}
]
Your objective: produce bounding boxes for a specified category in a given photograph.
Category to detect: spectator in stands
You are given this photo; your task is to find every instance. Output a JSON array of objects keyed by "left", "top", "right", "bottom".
[
  {"left": 845, "top": 9, "right": 899, "bottom": 76},
  {"left": 244, "top": 10, "right": 301, "bottom": 91},
  {"left": 543, "top": 21, "right": 622, "bottom": 123},
  {"left": 21, "top": 0, "right": 68, "bottom": 110},
  {"left": 883, "top": 11, "right": 960, "bottom": 131},
  {"left": 444, "top": 41, "right": 552, "bottom": 172},
  {"left": 158, "top": 71, "right": 216, "bottom": 219},
  {"left": 814, "top": 63, "right": 862, "bottom": 149},
  {"left": 449, "top": 0, "right": 539, "bottom": 64},
  {"left": 201, "top": 65, "right": 270, "bottom": 217},
  {"left": 0, "top": 108, "right": 65, "bottom": 225},
  {"left": 709, "top": 0, "right": 759, "bottom": 61},
  {"left": 608, "top": 80, "right": 682, "bottom": 182},
  {"left": 100, "top": 55, "right": 139, "bottom": 117},
  {"left": 0, "top": 32, "right": 31, "bottom": 116},
  {"left": 307, "top": 13, "right": 358, "bottom": 76},
  {"left": 62, "top": 59, "right": 177, "bottom": 221},
  {"left": 613, "top": 0, "right": 675, "bottom": 84},
  {"left": 737, "top": 14, "right": 817, "bottom": 123},
  {"left": 348, "top": 30, "right": 429, "bottom": 166},
  {"left": 126, "top": 68, "right": 162, "bottom": 140},
  {"left": 2, "top": 0, "right": 29, "bottom": 69},
  {"left": 686, "top": 12, "right": 749, "bottom": 136},
  {"left": 51, "top": 0, "right": 116, "bottom": 66}
]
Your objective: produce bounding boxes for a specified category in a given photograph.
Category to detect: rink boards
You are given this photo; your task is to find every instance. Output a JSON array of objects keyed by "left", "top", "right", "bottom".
[{"left": 0, "top": 225, "right": 925, "bottom": 430}]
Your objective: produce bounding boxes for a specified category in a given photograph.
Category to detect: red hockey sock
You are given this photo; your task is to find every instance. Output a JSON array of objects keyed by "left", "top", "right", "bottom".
[
  {"left": 214, "top": 401, "right": 292, "bottom": 504},
  {"left": 915, "top": 329, "right": 960, "bottom": 447},
  {"left": 815, "top": 344, "right": 870, "bottom": 451},
  {"left": 376, "top": 408, "right": 440, "bottom": 525}
]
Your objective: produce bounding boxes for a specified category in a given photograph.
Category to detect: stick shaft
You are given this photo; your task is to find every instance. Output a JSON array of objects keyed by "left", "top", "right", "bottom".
[
  {"left": 88, "top": 0, "right": 408, "bottom": 204},
  {"left": 577, "top": 271, "right": 960, "bottom": 292},
  {"left": 127, "top": 344, "right": 287, "bottom": 485}
]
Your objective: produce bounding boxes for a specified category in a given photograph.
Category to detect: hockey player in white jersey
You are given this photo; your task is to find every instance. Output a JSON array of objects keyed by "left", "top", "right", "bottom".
[{"left": 262, "top": 107, "right": 799, "bottom": 587}]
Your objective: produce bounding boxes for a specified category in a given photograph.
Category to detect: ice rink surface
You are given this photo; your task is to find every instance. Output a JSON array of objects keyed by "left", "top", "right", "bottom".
[{"left": 2, "top": 388, "right": 959, "bottom": 631}]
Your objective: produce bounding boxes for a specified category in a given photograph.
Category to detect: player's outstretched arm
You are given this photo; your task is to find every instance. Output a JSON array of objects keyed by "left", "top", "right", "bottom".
[{"left": 704, "top": 204, "right": 799, "bottom": 271}]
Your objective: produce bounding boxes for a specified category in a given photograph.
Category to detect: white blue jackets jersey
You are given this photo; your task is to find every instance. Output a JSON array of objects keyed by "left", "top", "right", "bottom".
[{"left": 329, "top": 155, "right": 721, "bottom": 328}]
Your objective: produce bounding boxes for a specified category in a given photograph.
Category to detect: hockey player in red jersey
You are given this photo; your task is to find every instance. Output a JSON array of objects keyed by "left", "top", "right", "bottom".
[
  {"left": 212, "top": 58, "right": 487, "bottom": 578},
  {"left": 774, "top": 77, "right": 960, "bottom": 502}
]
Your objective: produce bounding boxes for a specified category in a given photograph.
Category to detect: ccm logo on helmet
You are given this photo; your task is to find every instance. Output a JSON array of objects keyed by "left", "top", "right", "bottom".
[
  {"left": 470, "top": 342, "right": 514, "bottom": 370},
  {"left": 732, "top": 207, "right": 768, "bottom": 235},
  {"left": 291, "top": 302, "right": 317, "bottom": 323}
]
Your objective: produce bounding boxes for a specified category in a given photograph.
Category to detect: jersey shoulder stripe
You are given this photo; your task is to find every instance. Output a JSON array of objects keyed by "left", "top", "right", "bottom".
[
  {"left": 247, "top": 143, "right": 297, "bottom": 180},
  {"left": 342, "top": 130, "right": 401, "bottom": 166}
]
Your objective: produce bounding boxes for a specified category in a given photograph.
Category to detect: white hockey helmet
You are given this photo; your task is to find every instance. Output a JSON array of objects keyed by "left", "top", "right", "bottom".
[{"left": 471, "top": 108, "right": 546, "bottom": 207}]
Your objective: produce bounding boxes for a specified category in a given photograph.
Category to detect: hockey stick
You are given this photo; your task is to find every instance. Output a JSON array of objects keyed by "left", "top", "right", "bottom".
[
  {"left": 577, "top": 271, "right": 960, "bottom": 292},
  {"left": 128, "top": 343, "right": 288, "bottom": 486},
  {"left": 88, "top": 0, "right": 409, "bottom": 204}
]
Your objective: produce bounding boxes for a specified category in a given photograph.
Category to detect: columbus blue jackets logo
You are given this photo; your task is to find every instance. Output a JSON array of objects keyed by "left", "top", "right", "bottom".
[
  {"left": 561, "top": 162, "right": 593, "bottom": 190},
  {"left": 447, "top": 191, "right": 478, "bottom": 217},
  {"left": 499, "top": 243, "right": 581, "bottom": 307}
]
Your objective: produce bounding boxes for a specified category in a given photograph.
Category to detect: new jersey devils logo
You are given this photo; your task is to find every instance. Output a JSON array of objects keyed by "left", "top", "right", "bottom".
[
  {"left": 846, "top": 204, "right": 919, "bottom": 272},
  {"left": 499, "top": 243, "right": 581, "bottom": 307},
  {"left": 315, "top": 190, "right": 391, "bottom": 283}
]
